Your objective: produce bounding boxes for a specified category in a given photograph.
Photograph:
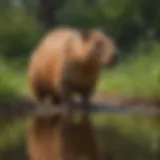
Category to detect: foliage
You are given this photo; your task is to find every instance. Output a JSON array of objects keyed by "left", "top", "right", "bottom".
[
  {"left": 56, "top": 0, "right": 160, "bottom": 51},
  {"left": 0, "top": 7, "right": 42, "bottom": 61},
  {"left": 0, "top": 56, "right": 28, "bottom": 102}
]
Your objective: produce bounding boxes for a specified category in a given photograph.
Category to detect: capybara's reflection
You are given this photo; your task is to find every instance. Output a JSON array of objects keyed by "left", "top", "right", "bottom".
[{"left": 27, "top": 112, "right": 100, "bottom": 160}]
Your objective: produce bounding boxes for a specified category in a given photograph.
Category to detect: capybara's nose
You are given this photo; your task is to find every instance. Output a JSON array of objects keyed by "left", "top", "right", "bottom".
[{"left": 107, "top": 53, "right": 119, "bottom": 68}]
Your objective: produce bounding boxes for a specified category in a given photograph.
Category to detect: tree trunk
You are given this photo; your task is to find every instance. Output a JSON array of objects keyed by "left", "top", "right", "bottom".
[{"left": 37, "top": 0, "right": 67, "bottom": 32}]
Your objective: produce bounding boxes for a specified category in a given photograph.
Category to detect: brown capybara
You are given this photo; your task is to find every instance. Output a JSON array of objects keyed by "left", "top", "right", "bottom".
[
  {"left": 27, "top": 113, "right": 100, "bottom": 160},
  {"left": 28, "top": 27, "right": 118, "bottom": 112}
]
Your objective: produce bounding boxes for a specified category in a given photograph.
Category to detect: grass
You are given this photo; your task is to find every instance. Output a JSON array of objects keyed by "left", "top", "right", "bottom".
[
  {"left": 97, "top": 40, "right": 160, "bottom": 98},
  {"left": 0, "top": 56, "right": 29, "bottom": 102}
]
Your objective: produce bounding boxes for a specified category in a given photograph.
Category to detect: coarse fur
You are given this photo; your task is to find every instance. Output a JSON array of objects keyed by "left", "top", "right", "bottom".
[{"left": 28, "top": 27, "right": 118, "bottom": 111}]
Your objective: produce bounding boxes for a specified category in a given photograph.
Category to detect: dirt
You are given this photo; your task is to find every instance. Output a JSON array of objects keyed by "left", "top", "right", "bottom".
[
  {"left": 93, "top": 93, "right": 160, "bottom": 108},
  {"left": 0, "top": 93, "right": 159, "bottom": 118}
]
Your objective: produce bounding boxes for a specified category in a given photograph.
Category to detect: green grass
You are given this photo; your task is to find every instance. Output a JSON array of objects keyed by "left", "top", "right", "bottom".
[
  {"left": 97, "top": 40, "right": 160, "bottom": 98},
  {"left": 0, "top": 56, "right": 29, "bottom": 102}
]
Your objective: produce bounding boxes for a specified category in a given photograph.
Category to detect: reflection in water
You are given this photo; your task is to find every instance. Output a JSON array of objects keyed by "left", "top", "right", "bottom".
[
  {"left": 94, "top": 114, "right": 160, "bottom": 160},
  {"left": 0, "top": 114, "right": 160, "bottom": 160}
]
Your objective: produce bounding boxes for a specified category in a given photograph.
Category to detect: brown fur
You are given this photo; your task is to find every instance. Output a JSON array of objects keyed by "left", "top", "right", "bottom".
[
  {"left": 28, "top": 27, "right": 118, "bottom": 109},
  {"left": 27, "top": 113, "right": 100, "bottom": 160}
]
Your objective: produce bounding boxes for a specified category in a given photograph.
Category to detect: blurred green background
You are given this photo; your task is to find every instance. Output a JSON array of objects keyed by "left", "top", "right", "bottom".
[{"left": 0, "top": 0, "right": 160, "bottom": 159}]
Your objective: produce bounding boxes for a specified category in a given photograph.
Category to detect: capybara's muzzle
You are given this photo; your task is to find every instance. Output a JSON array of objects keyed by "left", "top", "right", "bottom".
[{"left": 106, "top": 52, "right": 119, "bottom": 68}]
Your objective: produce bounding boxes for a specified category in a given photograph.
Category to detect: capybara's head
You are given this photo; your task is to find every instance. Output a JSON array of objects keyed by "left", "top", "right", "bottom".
[{"left": 79, "top": 29, "right": 119, "bottom": 68}]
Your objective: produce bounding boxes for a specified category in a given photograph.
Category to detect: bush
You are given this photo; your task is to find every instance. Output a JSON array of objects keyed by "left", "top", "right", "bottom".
[{"left": 0, "top": 9, "right": 42, "bottom": 61}]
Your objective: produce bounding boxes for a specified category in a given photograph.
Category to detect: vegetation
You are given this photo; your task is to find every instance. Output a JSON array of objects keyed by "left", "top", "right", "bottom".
[{"left": 98, "top": 40, "right": 160, "bottom": 98}]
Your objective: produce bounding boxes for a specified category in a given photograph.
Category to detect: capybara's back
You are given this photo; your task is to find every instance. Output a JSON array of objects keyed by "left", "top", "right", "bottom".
[{"left": 28, "top": 28, "right": 82, "bottom": 104}]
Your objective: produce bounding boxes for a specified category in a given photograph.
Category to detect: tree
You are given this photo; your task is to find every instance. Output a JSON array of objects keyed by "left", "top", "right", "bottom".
[{"left": 37, "top": 0, "right": 67, "bottom": 32}]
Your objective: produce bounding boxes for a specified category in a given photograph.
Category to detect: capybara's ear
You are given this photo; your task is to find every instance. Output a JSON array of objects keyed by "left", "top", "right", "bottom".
[{"left": 79, "top": 29, "right": 90, "bottom": 41}]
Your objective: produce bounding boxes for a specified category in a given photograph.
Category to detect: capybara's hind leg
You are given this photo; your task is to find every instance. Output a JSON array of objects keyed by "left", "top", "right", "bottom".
[
  {"left": 35, "top": 91, "right": 46, "bottom": 103},
  {"left": 63, "top": 88, "right": 75, "bottom": 116},
  {"left": 51, "top": 94, "right": 62, "bottom": 105},
  {"left": 81, "top": 93, "right": 91, "bottom": 116},
  {"left": 32, "top": 87, "right": 48, "bottom": 107},
  {"left": 50, "top": 88, "right": 64, "bottom": 105}
]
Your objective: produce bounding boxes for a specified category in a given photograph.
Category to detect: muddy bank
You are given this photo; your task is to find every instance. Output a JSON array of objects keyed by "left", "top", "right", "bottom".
[
  {"left": 0, "top": 93, "right": 159, "bottom": 118},
  {"left": 93, "top": 93, "right": 160, "bottom": 108}
]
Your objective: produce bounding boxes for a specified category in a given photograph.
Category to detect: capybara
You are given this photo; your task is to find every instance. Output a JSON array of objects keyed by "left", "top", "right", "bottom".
[{"left": 28, "top": 27, "right": 118, "bottom": 112}]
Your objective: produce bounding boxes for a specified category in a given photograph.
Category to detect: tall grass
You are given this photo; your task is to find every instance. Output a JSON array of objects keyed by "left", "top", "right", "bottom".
[
  {"left": 97, "top": 40, "right": 160, "bottom": 98},
  {"left": 0, "top": 56, "right": 28, "bottom": 101}
]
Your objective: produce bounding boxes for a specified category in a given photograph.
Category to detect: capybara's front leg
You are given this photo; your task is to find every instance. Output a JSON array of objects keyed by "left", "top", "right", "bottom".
[
  {"left": 53, "top": 85, "right": 74, "bottom": 115},
  {"left": 81, "top": 93, "right": 92, "bottom": 116},
  {"left": 62, "top": 85, "right": 75, "bottom": 115}
]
